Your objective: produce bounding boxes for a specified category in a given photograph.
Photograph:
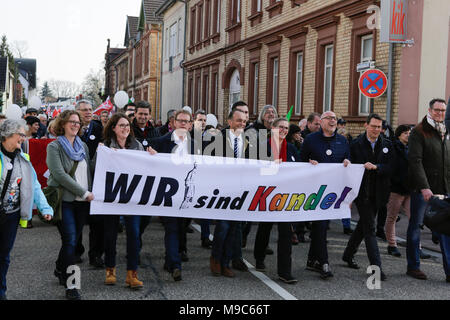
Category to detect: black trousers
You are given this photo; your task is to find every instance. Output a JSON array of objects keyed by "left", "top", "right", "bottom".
[
  {"left": 376, "top": 205, "right": 387, "bottom": 232},
  {"left": 307, "top": 220, "right": 329, "bottom": 264},
  {"left": 254, "top": 222, "right": 292, "bottom": 277},
  {"left": 75, "top": 214, "right": 104, "bottom": 260},
  {"left": 344, "top": 199, "right": 382, "bottom": 267}
]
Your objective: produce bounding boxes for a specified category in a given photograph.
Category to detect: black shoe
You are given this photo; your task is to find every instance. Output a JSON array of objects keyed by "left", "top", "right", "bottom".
[
  {"left": 432, "top": 234, "right": 440, "bottom": 245},
  {"left": 89, "top": 256, "right": 105, "bottom": 269},
  {"left": 305, "top": 260, "right": 322, "bottom": 273},
  {"left": 65, "top": 288, "right": 81, "bottom": 300},
  {"left": 419, "top": 250, "right": 431, "bottom": 260},
  {"left": 186, "top": 226, "right": 194, "bottom": 234},
  {"left": 172, "top": 268, "right": 182, "bottom": 281},
  {"left": 232, "top": 259, "right": 248, "bottom": 272},
  {"left": 320, "top": 264, "right": 333, "bottom": 279},
  {"left": 54, "top": 269, "right": 66, "bottom": 286},
  {"left": 279, "top": 274, "right": 298, "bottom": 284},
  {"left": 342, "top": 256, "right": 360, "bottom": 269},
  {"left": 376, "top": 230, "right": 387, "bottom": 241},
  {"left": 343, "top": 228, "right": 353, "bottom": 235},
  {"left": 396, "top": 215, "right": 401, "bottom": 223},
  {"left": 180, "top": 251, "right": 189, "bottom": 262},
  {"left": 26, "top": 220, "right": 33, "bottom": 229},
  {"left": 201, "top": 238, "right": 212, "bottom": 249},
  {"left": 265, "top": 247, "right": 274, "bottom": 255},
  {"left": 255, "top": 261, "right": 266, "bottom": 272},
  {"left": 387, "top": 246, "right": 401, "bottom": 257},
  {"left": 380, "top": 271, "right": 387, "bottom": 281}
]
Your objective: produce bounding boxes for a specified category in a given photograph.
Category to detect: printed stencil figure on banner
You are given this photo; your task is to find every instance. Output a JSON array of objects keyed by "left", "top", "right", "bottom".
[{"left": 179, "top": 162, "right": 198, "bottom": 210}]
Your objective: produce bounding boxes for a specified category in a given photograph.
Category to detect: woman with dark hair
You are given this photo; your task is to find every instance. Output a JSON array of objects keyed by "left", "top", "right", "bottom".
[
  {"left": 101, "top": 113, "right": 156, "bottom": 290},
  {"left": 286, "top": 124, "right": 302, "bottom": 155},
  {"left": 46, "top": 110, "right": 93, "bottom": 300}
]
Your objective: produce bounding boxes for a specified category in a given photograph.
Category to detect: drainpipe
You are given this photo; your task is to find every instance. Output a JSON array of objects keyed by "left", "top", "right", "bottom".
[
  {"left": 182, "top": 0, "right": 187, "bottom": 107},
  {"left": 386, "top": 43, "right": 394, "bottom": 125}
]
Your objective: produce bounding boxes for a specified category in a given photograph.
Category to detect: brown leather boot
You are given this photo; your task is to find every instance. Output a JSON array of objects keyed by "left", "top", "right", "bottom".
[
  {"left": 126, "top": 270, "right": 143, "bottom": 289},
  {"left": 105, "top": 267, "right": 116, "bottom": 285},
  {"left": 210, "top": 256, "right": 221, "bottom": 276}
]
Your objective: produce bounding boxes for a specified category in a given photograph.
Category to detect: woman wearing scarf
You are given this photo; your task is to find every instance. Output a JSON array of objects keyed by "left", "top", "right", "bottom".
[
  {"left": 253, "top": 118, "right": 300, "bottom": 284},
  {"left": 46, "top": 110, "right": 93, "bottom": 300}
]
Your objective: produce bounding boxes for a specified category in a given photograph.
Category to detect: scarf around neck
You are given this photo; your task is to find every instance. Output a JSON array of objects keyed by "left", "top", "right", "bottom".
[
  {"left": 427, "top": 112, "right": 446, "bottom": 140},
  {"left": 57, "top": 136, "right": 86, "bottom": 161}
]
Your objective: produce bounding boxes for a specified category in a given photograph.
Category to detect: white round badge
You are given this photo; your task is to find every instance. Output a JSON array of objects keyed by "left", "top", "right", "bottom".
[
  {"left": 291, "top": 156, "right": 295, "bottom": 162},
  {"left": 383, "top": 147, "right": 389, "bottom": 154},
  {"left": 326, "top": 149, "right": 333, "bottom": 156},
  {"left": 89, "top": 135, "right": 96, "bottom": 141},
  {"left": 6, "top": 163, "right": 13, "bottom": 170},
  {"left": 143, "top": 140, "right": 149, "bottom": 146}
]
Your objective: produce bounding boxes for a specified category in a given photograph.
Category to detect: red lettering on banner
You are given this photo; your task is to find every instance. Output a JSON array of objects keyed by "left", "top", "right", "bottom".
[
  {"left": 248, "top": 186, "right": 276, "bottom": 211},
  {"left": 391, "top": 1, "right": 406, "bottom": 36}
]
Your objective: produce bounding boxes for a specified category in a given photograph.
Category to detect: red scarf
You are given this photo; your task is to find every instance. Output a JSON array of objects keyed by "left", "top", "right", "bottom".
[{"left": 269, "top": 138, "right": 287, "bottom": 162}]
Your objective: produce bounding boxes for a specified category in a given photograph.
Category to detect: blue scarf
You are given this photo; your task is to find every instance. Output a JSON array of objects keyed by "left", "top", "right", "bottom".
[{"left": 57, "top": 136, "right": 86, "bottom": 161}]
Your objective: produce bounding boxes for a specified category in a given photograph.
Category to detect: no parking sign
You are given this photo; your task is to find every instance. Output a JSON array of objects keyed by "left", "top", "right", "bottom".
[{"left": 358, "top": 69, "right": 388, "bottom": 98}]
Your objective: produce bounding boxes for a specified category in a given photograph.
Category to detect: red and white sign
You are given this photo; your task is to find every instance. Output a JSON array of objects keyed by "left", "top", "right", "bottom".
[
  {"left": 358, "top": 69, "right": 388, "bottom": 99},
  {"left": 93, "top": 97, "right": 113, "bottom": 116},
  {"left": 381, "top": 0, "right": 408, "bottom": 43}
]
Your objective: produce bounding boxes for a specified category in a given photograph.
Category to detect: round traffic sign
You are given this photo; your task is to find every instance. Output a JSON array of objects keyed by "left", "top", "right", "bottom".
[{"left": 358, "top": 69, "right": 388, "bottom": 98}]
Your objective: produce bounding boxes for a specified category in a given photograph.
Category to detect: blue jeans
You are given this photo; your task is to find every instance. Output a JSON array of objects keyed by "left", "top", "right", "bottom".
[
  {"left": 406, "top": 192, "right": 427, "bottom": 271},
  {"left": 407, "top": 192, "right": 450, "bottom": 275},
  {"left": 104, "top": 215, "right": 141, "bottom": 270},
  {"left": 56, "top": 201, "right": 89, "bottom": 281},
  {"left": 161, "top": 217, "right": 181, "bottom": 271},
  {"left": 200, "top": 219, "right": 211, "bottom": 240},
  {"left": 0, "top": 211, "right": 20, "bottom": 297},
  {"left": 211, "top": 220, "right": 237, "bottom": 268},
  {"left": 342, "top": 218, "right": 351, "bottom": 229}
]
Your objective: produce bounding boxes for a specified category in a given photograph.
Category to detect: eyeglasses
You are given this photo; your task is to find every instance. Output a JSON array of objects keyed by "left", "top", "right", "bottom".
[
  {"left": 432, "top": 108, "right": 446, "bottom": 113},
  {"left": 68, "top": 120, "right": 82, "bottom": 126},
  {"left": 322, "top": 116, "right": 337, "bottom": 121},
  {"left": 16, "top": 133, "right": 26, "bottom": 138},
  {"left": 117, "top": 123, "right": 130, "bottom": 129},
  {"left": 176, "top": 119, "right": 191, "bottom": 124}
]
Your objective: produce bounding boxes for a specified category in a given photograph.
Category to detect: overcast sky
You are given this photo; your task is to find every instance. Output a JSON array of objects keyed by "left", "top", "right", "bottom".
[{"left": 0, "top": 0, "right": 142, "bottom": 88}]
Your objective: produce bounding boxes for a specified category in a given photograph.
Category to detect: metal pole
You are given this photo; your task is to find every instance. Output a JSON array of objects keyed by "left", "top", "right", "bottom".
[{"left": 386, "top": 43, "right": 394, "bottom": 125}]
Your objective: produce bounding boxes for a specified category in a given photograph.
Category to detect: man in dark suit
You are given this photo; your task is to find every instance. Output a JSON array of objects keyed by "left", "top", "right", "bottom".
[
  {"left": 342, "top": 114, "right": 393, "bottom": 281},
  {"left": 74, "top": 99, "right": 104, "bottom": 268},
  {"left": 150, "top": 109, "right": 200, "bottom": 281},
  {"left": 131, "top": 101, "right": 160, "bottom": 150},
  {"left": 209, "top": 109, "right": 253, "bottom": 278}
]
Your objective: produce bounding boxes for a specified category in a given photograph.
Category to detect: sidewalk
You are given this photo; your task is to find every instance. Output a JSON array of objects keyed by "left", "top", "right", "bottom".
[{"left": 350, "top": 204, "right": 442, "bottom": 254}]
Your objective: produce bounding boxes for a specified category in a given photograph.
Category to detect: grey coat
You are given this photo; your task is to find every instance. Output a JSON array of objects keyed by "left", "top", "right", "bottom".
[{"left": 46, "top": 139, "right": 93, "bottom": 202}]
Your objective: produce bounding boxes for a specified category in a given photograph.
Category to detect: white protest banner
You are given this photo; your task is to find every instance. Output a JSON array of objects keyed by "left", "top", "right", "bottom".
[{"left": 91, "top": 146, "right": 364, "bottom": 222}]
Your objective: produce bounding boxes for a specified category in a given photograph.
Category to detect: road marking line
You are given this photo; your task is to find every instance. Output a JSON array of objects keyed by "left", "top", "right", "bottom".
[{"left": 191, "top": 223, "right": 298, "bottom": 301}]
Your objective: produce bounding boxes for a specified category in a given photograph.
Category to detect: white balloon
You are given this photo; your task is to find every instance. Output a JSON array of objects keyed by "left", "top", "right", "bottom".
[
  {"left": 114, "top": 91, "right": 129, "bottom": 109},
  {"left": 183, "top": 106, "right": 192, "bottom": 114},
  {"left": 5, "top": 104, "right": 23, "bottom": 120},
  {"left": 206, "top": 114, "right": 218, "bottom": 128},
  {"left": 29, "top": 96, "right": 42, "bottom": 109}
]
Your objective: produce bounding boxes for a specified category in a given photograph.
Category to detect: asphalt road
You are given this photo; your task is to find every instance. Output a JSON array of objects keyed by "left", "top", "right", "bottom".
[{"left": 5, "top": 216, "right": 450, "bottom": 301}]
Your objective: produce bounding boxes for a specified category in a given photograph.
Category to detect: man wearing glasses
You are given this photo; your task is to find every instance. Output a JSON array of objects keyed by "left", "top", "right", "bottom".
[
  {"left": 406, "top": 98, "right": 450, "bottom": 282},
  {"left": 342, "top": 113, "right": 393, "bottom": 281},
  {"left": 300, "top": 111, "right": 351, "bottom": 280},
  {"left": 74, "top": 99, "right": 105, "bottom": 269}
]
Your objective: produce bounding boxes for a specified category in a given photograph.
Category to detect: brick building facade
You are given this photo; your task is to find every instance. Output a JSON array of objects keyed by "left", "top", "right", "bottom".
[{"left": 183, "top": 0, "right": 406, "bottom": 134}]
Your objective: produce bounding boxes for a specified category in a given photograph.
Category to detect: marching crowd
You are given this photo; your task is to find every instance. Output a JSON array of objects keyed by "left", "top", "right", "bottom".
[{"left": 0, "top": 97, "right": 449, "bottom": 301}]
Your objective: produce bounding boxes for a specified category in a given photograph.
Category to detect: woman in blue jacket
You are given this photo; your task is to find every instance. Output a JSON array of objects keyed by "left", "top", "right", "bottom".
[{"left": 0, "top": 119, "right": 53, "bottom": 300}]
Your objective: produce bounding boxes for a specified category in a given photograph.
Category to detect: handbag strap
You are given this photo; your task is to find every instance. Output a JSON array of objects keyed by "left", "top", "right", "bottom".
[
  {"left": 1, "top": 161, "right": 14, "bottom": 203},
  {"left": 69, "top": 161, "right": 79, "bottom": 177}
]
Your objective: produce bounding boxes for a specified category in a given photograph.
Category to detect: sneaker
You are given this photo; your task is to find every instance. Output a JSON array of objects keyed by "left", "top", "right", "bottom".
[
  {"left": 387, "top": 246, "right": 401, "bottom": 257},
  {"left": 65, "top": 288, "right": 81, "bottom": 300},
  {"left": 255, "top": 261, "right": 266, "bottom": 272},
  {"left": 320, "top": 264, "right": 333, "bottom": 279},
  {"left": 305, "top": 260, "right": 322, "bottom": 273},
  {"left": 279, "top": 274, "right": 298, "bottom": 284}
]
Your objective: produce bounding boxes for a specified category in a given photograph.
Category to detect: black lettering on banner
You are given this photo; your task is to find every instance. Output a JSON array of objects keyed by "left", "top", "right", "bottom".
[
  {"left": 138, "top": 176, "right": 156, "bottom": 205},
  {"left": 152, "top": 177, "right": 179, "bottom": 207},
  {"left": 104, "top": 172, "right": 143, "bottom": 203}
]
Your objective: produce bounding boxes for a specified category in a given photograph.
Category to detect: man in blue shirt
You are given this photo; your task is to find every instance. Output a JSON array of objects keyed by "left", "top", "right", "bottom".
[{"left": 300, "top": 111, "right": 351, "bottom": 280}]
